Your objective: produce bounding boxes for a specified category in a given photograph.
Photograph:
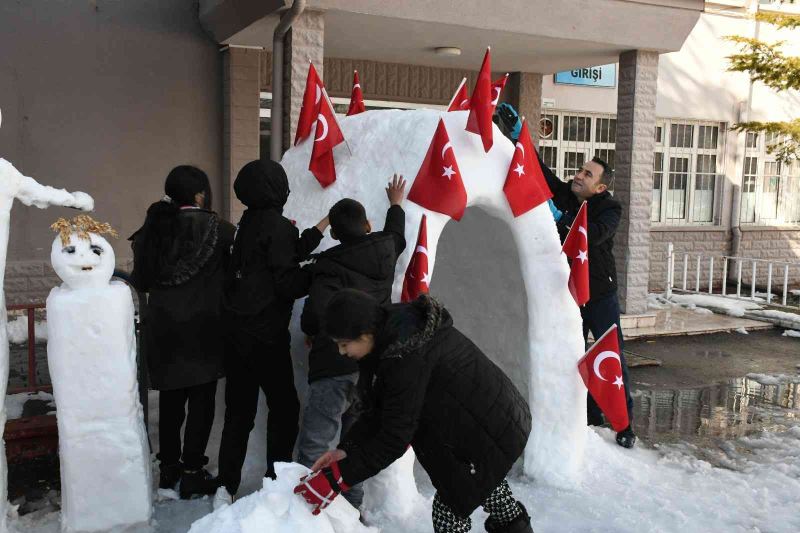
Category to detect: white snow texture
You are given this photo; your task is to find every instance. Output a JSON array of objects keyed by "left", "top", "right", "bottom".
[{"left": 280, "top": 109, "right": 587, "bottom": 485}]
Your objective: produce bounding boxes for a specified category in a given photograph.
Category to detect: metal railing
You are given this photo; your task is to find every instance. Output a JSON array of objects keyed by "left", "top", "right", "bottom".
[
  {"left": 6, "top": 303, "right": 49, "bottom": 395},
  {"left": 665, "top": 242, "right": 800, "bottom": 311}
]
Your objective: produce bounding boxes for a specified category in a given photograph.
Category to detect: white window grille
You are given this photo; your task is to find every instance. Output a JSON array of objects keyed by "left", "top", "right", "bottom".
[
  {"left": 538, "top": 111, "right": 617, "bottom": 184},
  {"left": 740, "top": 131, "right": 800, "bottom": 226}
]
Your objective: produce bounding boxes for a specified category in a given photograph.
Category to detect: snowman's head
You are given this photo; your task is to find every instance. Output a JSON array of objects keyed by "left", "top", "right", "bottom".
[{"left": 50, "top": 216, "right": 118, "bottom": 290}]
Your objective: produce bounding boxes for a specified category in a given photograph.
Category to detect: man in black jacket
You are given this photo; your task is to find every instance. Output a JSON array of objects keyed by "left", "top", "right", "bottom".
[
  {"left": 295, "top": 174, "right": 407, "bottom": 510},
  {"left": 295, "top": 290, "right": 533, "bottom": 533},
  {"left": 217, "top": 159, "right": 328, "bottom": 499}
]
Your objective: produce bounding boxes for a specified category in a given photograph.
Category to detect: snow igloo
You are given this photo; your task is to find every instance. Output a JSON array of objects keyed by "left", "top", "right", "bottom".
[{"left": 281, "top": 109, "right": 588, "bottom": 485}]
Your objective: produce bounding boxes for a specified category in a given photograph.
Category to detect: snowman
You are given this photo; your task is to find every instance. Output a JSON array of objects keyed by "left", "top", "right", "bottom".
[{"left": 46, "top": 216, "right": 151, "bottom": 533}]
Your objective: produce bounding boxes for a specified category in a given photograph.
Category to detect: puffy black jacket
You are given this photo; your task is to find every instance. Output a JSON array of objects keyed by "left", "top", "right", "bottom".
[
  {"left": 224, "top": 160, "right": 323, "bottom": 340},
  {"left": 539, "top": 156, "right": 621, "bottom": 302},
  {"left": 338, "top": 296, "right": 531, "bottom": 518},
  {"left": 131, "top": 207, "right": 235, "bottom": 390},
  {"left": 301, "top": 205, "right": 406, "bottom": 382}
]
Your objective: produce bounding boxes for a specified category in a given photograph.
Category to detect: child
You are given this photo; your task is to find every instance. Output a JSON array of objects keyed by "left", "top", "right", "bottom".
[
  {"left": 217, "top": 159, "right": 328, "bottom": 502},
  {"left": 130, "top": 165, "right": 235, "bottom": 498},
  {"left": 295, "top": 289, "right": 534, "bottom": 533},
  {"left": 295, "top": 174, "right": 407, "bottom": 510}
]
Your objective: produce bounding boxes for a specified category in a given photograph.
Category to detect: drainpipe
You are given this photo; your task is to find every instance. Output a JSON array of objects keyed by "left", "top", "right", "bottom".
[{"left": 270, "top": 0, "right": 307, "bottom": 162}]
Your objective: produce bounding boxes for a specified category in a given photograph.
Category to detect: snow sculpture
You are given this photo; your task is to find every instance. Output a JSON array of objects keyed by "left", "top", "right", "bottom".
[
  {"left": 0, "top": 107, "right": 95, "bottom": 533},
  {"left": 281, "top": 109, "right": 588, "bottom": 487},
  {"left": 46, "top": 216, "right": 152, "bottom": 532}
]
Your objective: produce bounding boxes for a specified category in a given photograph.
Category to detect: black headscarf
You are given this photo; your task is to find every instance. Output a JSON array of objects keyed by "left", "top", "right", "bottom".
[{"left": 233, "top": 159, "right": 290, "bottom": 211}]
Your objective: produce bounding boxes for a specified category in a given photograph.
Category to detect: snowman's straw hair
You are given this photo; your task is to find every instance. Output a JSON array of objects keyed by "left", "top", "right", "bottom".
[{"left": 50, "top": 215, "right": 118, "bottom": 246}]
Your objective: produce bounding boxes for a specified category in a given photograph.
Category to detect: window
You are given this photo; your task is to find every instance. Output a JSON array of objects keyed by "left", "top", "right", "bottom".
[
  {"left": 595, "top": 118, "right": 616, "bottom": 144},
  {"left": 540, "top": 146, "right": 558, "bottom": 171},
  {"left": 564, "top": 151, "right": 586, "bottom": 178},
  {"left": 651, "top": 119, "right": 725, "bottom": 225},
  {"left": 539, "top": 112, "right": 616, "bottom": 180},
  {"left": 741, "top": 132, "right": 800, "bottom": 225},
  {"left": 563, "top": 115, "right": 591, "bottom": 142}
]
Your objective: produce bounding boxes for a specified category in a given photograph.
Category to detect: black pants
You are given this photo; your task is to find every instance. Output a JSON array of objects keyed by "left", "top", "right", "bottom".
[
  {"left": 157, "top": 380, "right": 218, "bottom": 470},
  {"left": 218, "top": 330, "right": 300, "bottom": 494},
  {"left": 580, "top": 292, "right": 634, "bottom": 426}
]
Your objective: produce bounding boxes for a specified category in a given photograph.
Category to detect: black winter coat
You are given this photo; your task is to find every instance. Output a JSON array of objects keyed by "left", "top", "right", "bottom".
[
  {"left": 131, "top": 208, "right": 235, "bottom": 391},
  {"left": 300, "top": 205, "right": 406, "bottom": 382},
  {"left": 540, "top": 157, "right": 622, "bottom": 302},
  {"left": 338, "top": 296, "right": 531, "bottom": 518}
]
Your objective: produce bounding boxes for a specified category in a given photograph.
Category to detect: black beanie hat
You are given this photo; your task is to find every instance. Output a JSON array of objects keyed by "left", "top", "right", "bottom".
[
  {"left": 325, "top": 289, "right": 384, "bottom": 340},
  {"left": 234, "top": 159, "right": 290, "bottom": 209}
]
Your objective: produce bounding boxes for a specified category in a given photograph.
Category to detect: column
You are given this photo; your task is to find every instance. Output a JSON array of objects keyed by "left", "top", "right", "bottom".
[{"left": 506, "top": 72, "right": 543, "bottom": 146}]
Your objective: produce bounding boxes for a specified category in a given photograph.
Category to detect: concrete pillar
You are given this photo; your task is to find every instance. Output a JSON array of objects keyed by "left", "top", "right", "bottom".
[
  {"left": 506, "top": 72, "right": 543, "bottom": 146},
  {"left": 282, "top": 10, "right": 325, "bottom": 152},
  {"left": 223, "top": 46, "right": 261, "bottom": 223},
  {"left": 613, "top": 50, "right": 659, "bottom": 314}
]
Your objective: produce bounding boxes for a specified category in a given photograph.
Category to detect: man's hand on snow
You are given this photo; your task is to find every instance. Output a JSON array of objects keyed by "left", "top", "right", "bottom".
[
  {"left": 386, "top": 174, "right": 406, "bottom": 206},
  {"left": 293, "top": 461, "right": 350, "bottom": 515},
  {"left": 311, "top": 449, "right": 347, "bottom": 472}
]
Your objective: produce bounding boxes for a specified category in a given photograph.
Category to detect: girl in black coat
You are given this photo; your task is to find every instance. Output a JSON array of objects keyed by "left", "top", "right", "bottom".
[
  {"left": 130, "top": 165, "right": 235, "bottom": 498},
  {"left": 294, "top": 289, "right": 534, "bottom": 533}
]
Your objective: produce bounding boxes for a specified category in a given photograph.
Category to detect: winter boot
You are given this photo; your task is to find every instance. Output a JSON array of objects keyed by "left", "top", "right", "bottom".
[
  {"left": 485, "top": 502, "right": 533, "bottom": 533},
  {"left": 213, "top": 486, "right": 233, "bottom": 511},
  {"left": 179, "top": 468, "right": 221, "bottom": 499},
  {"left": 616, "top": 426, "right": 637, "bottom": 449},
  {"left": 159, "top": 462, "right": 182, "bottom": 490}
]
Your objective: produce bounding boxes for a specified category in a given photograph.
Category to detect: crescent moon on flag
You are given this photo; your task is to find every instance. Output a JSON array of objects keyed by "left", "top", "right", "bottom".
[
  {"left": 314, "top": 115, "right": 329, "bottom": 142},
  {"left": 578, "top": 226, "right": 588, "bottom": 240},
  {"left": 441, "top": 141, "right": 453, "bottom": 160},
  {"left": 515, "top": 141, "right": 525, "bottom": 157},
  {"left": 459, "top": 98, "right": 469, "bottom": 108},
  {"left": 416, "top": 245, "right": 429, "bottom": 257},
  {"left": 491, "top": 86, "right": 502, "bottom": 106},
  {"left": 315, "top": 85, "right": 322, "bottom": 104},
  {"left": 354, "top": 83, "right": 361, "bottom": 89},
  {"left": 593, "top": 351, "right": 621, "bottom": 382}
]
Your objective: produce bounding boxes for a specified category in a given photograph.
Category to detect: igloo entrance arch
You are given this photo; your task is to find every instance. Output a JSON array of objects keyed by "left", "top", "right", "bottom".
[{"left": 282, "top": 109, "right": 587, "bottom": 486}]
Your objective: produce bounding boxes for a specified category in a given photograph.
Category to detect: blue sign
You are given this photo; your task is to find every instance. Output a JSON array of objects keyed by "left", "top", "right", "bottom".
[{"left": 554, "top": 64, "right": 616, "bottom": 88}]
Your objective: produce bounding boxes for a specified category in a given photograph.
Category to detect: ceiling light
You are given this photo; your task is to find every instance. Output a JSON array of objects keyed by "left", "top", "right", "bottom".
[{"left": 435, "top": 47, "right": 461, "bottom": 57}]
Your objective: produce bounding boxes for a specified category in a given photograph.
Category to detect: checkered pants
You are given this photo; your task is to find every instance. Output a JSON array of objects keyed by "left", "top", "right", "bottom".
[{"left": 431, "top": 479, "right": 522, "bottom": 533}]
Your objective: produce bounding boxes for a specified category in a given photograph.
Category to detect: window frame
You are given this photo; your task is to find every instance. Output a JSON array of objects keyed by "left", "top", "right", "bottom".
[{"left": 740, "top": 131, "right": 800, "bottom": 227}]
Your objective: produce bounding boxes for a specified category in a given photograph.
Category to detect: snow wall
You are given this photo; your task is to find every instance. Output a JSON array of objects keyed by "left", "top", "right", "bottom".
[{"left": 281, "top": 109, "right": 587, "bottom": 486}]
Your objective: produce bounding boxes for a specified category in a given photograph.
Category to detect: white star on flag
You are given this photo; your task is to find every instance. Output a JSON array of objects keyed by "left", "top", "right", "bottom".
[
  {"left": 421, "top": 271, "right": 432, "bottom": 285},
  {"left": 442, "top": 165, "right": 456, "bottom": 180},
  {"left": 576, "top": 249, "right": 588, "bottom": 264},
  {"left": 513, "top": 163, "right": 525, "bottom": 177},
  {"left": 613, "top": 375, "right": 624, "bottom": 390}
]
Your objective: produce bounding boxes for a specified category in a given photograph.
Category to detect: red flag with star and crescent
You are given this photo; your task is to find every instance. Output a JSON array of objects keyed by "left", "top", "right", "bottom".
[
  {"left": 490, "top": 73, "right": 509, "bottom": 111},
  {"left": 465, "top": 48, "right": 493, "bottom": 152},
  {"left": 446, "top": 78, "right": 470, "bottom": 112},
  {"left": 503, "top": 119, "right": 552, "bottom": 217},
  {"left": 309, "top": 88, "right": 345, "bottom": 188},
  {"left": 407, "top": 119, "right": 468, "bottom": 220},
  {"left": 347, "top": 70, "right": 366, "bottom": 116},
  {"left": 562, "top": 201, "right": 590, "bottom": 306},
  {"left": 577, "top": 324, "right": 629, "bottom": 431},
  {"left": 401, "top": 214, "right": 430, "bottom": 302},
  {"left": 295, "top": 63, "right": 324, "bottom": 145}
]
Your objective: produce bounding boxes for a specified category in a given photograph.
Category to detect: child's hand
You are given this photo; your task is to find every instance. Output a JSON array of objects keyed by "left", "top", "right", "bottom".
[
  {"left": 386, "top": 174, "right": 406, "bottom": 206},
  {"left": 315, "top": 216, "right": 330, "bottom": 233},
  {"left": 311, "top": 449, "right": 347, "bottom": 472}
]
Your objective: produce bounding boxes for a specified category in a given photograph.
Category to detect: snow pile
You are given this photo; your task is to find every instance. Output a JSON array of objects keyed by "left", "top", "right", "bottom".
[
  {"left": 746, "top": 309, "right": 800, "bottom": 329},
  {"left": 5, "top": 391, "right": 55, "bottom": 420},
  {"left": 667, "top": 293, "right": 763, "bottom": 317},
  {"left": 735, "top": 327, "right": 749, "bottom": 335},
  {"left": 6, "top": 314, "right": 47, "bottom": 344},
  {"left": 783, "top": 329, "right": 800, "bottom": 338},
  {"left": 281, "top": 109, "right": 587, "bottom": 485},
  {"left": 745, "top": 373, "right": 800, "bottom": 386},
  {"left": 189, "top": 463, "right": 377, "bottom": 533}
]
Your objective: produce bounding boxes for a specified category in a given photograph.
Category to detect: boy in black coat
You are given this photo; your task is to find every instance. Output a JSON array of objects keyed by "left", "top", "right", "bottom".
[
  {"left": 217, "top": 159, "right": 328, "bottom": 499},
  {"left": 295, "top": 174, "right": 407, "bottom": 510},
  {"left": 295, "top": 290, "right": 534, "bottom": 533}
]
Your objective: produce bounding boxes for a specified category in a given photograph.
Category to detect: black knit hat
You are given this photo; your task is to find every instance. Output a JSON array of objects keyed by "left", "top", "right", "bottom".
[
  {"left": 325, "top": 289, "right": 384, "bottom": 340},
  {"left": 234, "top": 159, "right": 290, "bottom": 209}
]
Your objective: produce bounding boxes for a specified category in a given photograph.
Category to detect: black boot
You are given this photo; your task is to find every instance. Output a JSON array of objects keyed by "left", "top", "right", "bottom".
[
  {"left": 159, "top": 462, "right": 182, "bottom": 490},
  {"left": 485, "top": 502, "right": 533, "bottom": 533},
  {"left": 616, "top": 426, "right": 637, "bottom": 449},
  {"left": 179, "top": 468, "right": 221, "bottom": 499}
]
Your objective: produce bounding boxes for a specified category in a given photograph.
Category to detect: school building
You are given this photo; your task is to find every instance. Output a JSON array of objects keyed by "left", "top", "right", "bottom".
[{"left": 1, "top": 0, "right": 798, "bottom": 322}]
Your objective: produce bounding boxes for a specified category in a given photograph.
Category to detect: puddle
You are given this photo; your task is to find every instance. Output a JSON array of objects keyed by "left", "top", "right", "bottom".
[{"left": 631, "top": 375, "right": 800, "bottom": 447}]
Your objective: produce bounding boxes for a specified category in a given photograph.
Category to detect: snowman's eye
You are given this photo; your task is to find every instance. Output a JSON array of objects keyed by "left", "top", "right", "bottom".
[
  {"left": 90, "top": 245, "right": 103, "bottom": 256},
  {"left": 63, "top": 246, "right": 75, "bottom": 254}
]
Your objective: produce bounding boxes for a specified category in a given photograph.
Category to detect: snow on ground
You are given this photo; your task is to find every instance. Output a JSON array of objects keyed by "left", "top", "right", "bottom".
[
  {"left": 747, "top": 309, "right": 800, "bottom": 330},
  {"left": 5, "top": 391, "right": 54, "bottom": 420},
  {"left": 665, "top": 293, "right": 763, "bottom": 317},
  {"left": 783, "top": 329, "right": 800, "bottom": 338},
  {"left": 6, "top": 314, "right": 47, "bottom": 344}
]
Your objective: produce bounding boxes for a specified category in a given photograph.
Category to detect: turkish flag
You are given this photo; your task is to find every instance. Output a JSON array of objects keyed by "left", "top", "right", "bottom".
[
  {"left": 503, "top": 120, "right": 553, "bottom": 217},
  {"left": 577, "top": 324, "right": 629, "bottom": 431},
  {"left": 446, "top": 77, "right": 470, "bottom": 112},
  {"left": 490, "top": 73, "right": 509, "bottom": 111},
  {"left": 407, "top": 119, "right": 468, "bottom": 221},
  {"left": 309, "top": 89, "right": 345, "bottom": 188},
  {"left": 465, "top": 48, "right": 493, "bottom": 152},
  {"left": 295, "top": 62, "right": 324, "bottom": 145},
  {"left": 401, "top": 215, "right": 430, "bottom": 302},
  {"left": 347, "top": 70, "right": 366, "bottom": 116},
  {"left": 562, "top": 201, "right": 590, "bottom": 306}
]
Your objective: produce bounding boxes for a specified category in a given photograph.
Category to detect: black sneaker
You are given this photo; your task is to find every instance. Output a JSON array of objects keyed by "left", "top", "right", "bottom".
[
  {"left": 616, "top": 426, "right": 637, "bottom": 449},
  {"left": 485, "top": 502, "right": 533, "bottom": 533},
  {"left": 179, "top": 468, "right": 221, "bottom": 499},
  {"left": 159, "top": 463, "right": 181, "bottom": 490}
]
